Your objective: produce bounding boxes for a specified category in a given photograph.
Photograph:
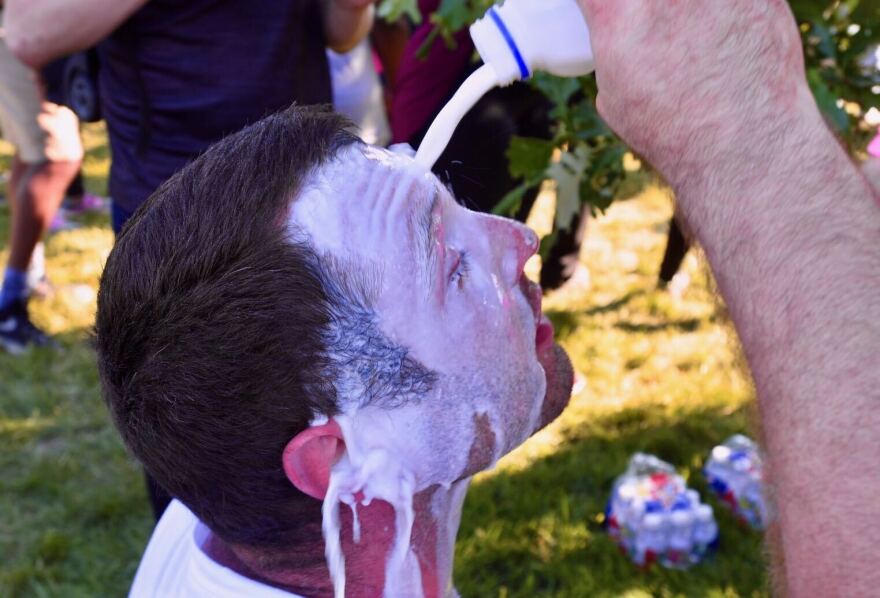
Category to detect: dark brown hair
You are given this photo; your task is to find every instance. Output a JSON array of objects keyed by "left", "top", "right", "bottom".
[{"left": 96, "top": 105, "right": 362, "bottom": 549}]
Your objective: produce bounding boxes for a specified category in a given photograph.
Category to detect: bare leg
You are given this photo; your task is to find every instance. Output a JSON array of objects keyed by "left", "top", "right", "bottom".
[
  {"left": 6, "top": 155, "right": 27, "bottom": 209},
  {"left": 6, "top": 158, "right": 80, "bottom": 271},
  {"left": 658, "top": 215, "right": 690, "bottom": 286}
]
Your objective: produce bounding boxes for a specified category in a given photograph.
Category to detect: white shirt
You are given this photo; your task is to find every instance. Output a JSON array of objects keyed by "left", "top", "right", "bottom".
[
  {"left": 129, "top": 499, "right": 305, "bottom": 598},
  {"left": 327, "top": 40, "right": 391, "bottom": 147}
]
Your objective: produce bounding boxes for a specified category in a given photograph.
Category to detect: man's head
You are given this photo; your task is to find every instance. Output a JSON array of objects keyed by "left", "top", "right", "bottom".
[{"left": 95, "top": 105, "right": 571, "bottom": 552}]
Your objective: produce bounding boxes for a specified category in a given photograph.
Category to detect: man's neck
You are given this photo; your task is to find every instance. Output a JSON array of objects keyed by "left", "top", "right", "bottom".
[{"left": 204, "top": 481, "right": 470, "bottom": 598}]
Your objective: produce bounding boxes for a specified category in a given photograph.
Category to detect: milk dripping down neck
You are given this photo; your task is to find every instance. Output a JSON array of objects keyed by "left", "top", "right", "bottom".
[{"left": 414, "top": 64, "right": 499, "bottom": 169}]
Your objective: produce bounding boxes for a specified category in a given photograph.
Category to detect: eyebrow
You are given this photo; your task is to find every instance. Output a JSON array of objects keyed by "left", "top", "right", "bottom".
[{"left": 412, "top": 186, "right": 441, "bottom": 286}]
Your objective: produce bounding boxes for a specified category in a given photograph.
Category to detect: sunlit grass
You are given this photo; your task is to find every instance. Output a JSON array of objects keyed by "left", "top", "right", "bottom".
[{"left": 0, "top": 124, "right": 768, "bottom": 596}]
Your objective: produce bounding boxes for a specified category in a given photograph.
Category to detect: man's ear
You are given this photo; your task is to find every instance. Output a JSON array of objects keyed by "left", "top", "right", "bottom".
[{"left": 282, "top": 419, "right": 346, "bottom": 500}]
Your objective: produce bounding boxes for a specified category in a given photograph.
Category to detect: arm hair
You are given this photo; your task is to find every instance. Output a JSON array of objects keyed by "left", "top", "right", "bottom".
[{"left": 678, "top": 101, "right": 880, "bottom": 596}]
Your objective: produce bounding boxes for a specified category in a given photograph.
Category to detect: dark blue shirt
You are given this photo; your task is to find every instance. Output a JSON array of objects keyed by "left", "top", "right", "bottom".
[{"left": 98, "top": 0, "right": 331, "bottom": 212}]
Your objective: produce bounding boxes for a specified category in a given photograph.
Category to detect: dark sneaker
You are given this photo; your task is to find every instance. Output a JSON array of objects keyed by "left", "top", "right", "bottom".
[{"left": 0, "top": 300, "right": 56, "bottom": 355}]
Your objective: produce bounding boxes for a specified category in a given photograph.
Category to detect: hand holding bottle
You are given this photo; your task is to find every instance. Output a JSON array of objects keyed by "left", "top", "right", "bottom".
[{"left": 576, "top": 0, "right": 812, "bottom": 189}]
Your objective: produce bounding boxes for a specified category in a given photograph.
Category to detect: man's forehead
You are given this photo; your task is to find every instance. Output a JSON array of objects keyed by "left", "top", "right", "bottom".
[{"left": 288, "top": 144, "right": 439, "bottom": 256}]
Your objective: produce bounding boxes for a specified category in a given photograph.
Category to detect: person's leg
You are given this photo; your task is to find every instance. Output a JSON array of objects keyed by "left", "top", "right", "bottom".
[
  {"left": 7, "top": 155, "right": 27, "bottom": 206},
  {"left": 0, "top": 156, "right": 28, "bottom": 312},
  {"left": 658, "top": 215, "right": 690, "bottom": 286},
  {"left": 0, "top": 158, "right": 79, "bottom": 352},
  {"left": 66, "top": 170, "right": 85, "bottom": 201},
  {"left": 5, "top": 160, "right": 80, "bottom": 273},
  {"left": 0, "top": 98, "right": 82, "bottom": 351},
  {"left": 539, "top": 204, "right": 590, "bottom": 290}
]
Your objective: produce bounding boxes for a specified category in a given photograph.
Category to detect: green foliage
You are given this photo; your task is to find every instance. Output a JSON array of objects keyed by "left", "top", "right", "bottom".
[
  {"left": 503, "top": 73, "right": 626, "bottom": 224},
  {"left": 429, "top": 0, "right": 494, "bottom": 45},
  {"left": 389, "top": 0, "right": 880, "bottom": 233},
  {"left": 794, "top": 0, "right": 880, "bottom": 150},
  {"left": 377, "top": 0, "right": 422, "bottom": 24}
]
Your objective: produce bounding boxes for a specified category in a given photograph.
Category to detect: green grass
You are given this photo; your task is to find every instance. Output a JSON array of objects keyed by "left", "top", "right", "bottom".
[{"left": 0, "top": 124, "right": 768, "bottom": 596}]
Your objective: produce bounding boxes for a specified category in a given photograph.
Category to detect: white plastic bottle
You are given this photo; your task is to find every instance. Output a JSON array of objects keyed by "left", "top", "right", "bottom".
[
  {"left": 664, "top": 510, "right": 695, "bottom": 569},
  {"left": 469, "top": 0, "right": 594, "bottom": 85},
  {"left": 415, "top": 0, "right": 595, "bottom": 168},
  {"left": 635, "top": 513, "right": 667, "bottom": 567},
  {"left": 693, "top": 504, "right": 719, "bottom": 560}
]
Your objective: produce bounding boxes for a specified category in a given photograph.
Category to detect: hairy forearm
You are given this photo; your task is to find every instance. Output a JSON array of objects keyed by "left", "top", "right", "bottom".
[
  {"left": 323, "top": 0, "right": 374, "bottom": 54},
  {"left": 862, "top": 157, "right": 880, "bottom": 200},
  {"left": 677, "top": 102, "right": 880, "bottom": 595},
  {"left": 4, "top": 0, "right": 147, "bottom": 68}
]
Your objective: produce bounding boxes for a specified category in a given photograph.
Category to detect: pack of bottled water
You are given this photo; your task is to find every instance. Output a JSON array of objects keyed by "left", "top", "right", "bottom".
[
  {"left": 606, "top": 453, "right": 719, "bottom": 569},
  {"left": 704, "top": 434, "right": 767, "bottom": 529}
]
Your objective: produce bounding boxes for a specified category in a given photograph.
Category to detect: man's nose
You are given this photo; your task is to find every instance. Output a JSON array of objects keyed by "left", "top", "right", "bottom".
[{"left": 484, "top": 215, "right": 539, "bottom": 286}]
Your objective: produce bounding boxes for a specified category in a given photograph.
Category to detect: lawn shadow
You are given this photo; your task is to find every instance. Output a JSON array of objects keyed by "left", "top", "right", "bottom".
[
  {"left": 614, "top": 318, "right": 702, "bottom": 334},
  {"left": 582, "top": 289, "right": 646, "bottom": 317},
  {"left": 544, "top": 310, "right": 580, "bottom": 341},
  {"left": 454, "top": 401, "right": 769, "bottom": 597}
]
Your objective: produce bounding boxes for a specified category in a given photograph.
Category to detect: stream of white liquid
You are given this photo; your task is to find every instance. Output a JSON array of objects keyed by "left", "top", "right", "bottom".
[
  {"left": 414, "top": 64, "right": 500, "bottom": 169},
  {"left": 322, "top": 414, "right": 425, "bottom": 598}
]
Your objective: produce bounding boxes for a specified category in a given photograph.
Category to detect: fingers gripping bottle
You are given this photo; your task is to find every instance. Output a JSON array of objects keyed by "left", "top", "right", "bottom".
[{"left": 415, "top": 0, "right": 595, "bottom": 169}]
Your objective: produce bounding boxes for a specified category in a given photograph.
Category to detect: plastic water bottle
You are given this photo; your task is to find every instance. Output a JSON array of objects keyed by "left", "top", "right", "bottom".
[
  {"left": 692, "top": 504, "right": 720, "bottom": 561},
  {"left": 468, "top": 0, "right": 594, "bottom": 85},
  {"left": 634, "top": 513, "right": 667, "bottom": 566},
  {"left": 704, "top": 435, "right": 767, "bottom": 529},
  {"left": 663, "top": 510, "right": 694, "bottom": 569},
  {"left": 606, "top": 453, "right": 718, "bottom": 569}
]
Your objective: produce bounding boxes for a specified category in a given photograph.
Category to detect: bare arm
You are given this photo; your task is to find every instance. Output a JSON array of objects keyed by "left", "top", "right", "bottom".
[
  {"left": 4, "top": 0, "right": 147, "bottom": 68},
  {"left": 323, "top": 0, "right": 375, "bottom": 54},
  {"left": 579, "top": 1, "right": 880, "bottom": 594},
  {"left": 863, "top": 157, "right": 880, "bottom": 199}
]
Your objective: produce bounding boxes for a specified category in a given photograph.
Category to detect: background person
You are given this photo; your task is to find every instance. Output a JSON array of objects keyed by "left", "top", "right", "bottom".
[
  {"left": 0, "top": 6, "right": 82, "bottom": 353},
  {"left": 5, "top": 0, "right": 377, "bottom": 233},
  {"left": 327, "top": 38, "right": 391, "bottom": 146}
]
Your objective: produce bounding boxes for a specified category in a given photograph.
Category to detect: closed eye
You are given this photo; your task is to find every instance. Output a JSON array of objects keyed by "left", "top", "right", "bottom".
[{"left": 449, "top": 249, "right": 470, "bottom": 289}]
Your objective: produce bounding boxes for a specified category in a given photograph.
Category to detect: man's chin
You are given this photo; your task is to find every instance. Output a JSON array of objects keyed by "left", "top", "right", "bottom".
[
  {"left": 536, "top": 342, "right": 574, "bottom": 431},
  {"left": 536, "top": 343, "right": 574, "bottom": 431}
]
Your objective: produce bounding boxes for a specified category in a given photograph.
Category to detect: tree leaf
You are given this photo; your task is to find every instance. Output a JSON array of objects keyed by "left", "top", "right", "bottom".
[
  {"left": 492, "top": 183, "right": 529, "bottom": 217},
  {"left": 432, "top": 0, "right": 490, "bottom": 32},
  {"left": 548, "top": 144, "right": 591, "bottom": 232},
  {"left": 378, "top": 0, "right": 422, "bottom": 24},
  {"left": 807, "top": 68, "right": 850, "bottom": 133},
  {"left": 530, "top": 73, "right": 581, "bottom": 107},
  {"left": 506, "top": 136, "right": 556, "bottom": 181}
]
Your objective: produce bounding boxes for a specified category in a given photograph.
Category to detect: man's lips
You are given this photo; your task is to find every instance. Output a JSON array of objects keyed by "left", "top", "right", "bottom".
[
  {"left": 520, "top": 275, "right": 555, "bottom": 352},
  {"left": 536, "top": 314, "right": 555, "bottom": 353}
]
